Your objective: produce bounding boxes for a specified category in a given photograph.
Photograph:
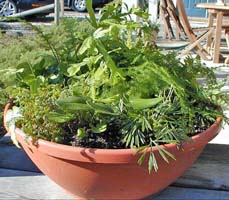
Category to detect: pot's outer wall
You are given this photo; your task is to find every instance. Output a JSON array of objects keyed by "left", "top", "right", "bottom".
[{"left": 4, "top": 103, "right": 222, "bottom": 199}]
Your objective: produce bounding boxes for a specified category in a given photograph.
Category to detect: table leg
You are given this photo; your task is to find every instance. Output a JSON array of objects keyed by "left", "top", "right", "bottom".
[
  {"left": 206, "top": 12, "right": 214, "bottom": 51},
  {"left": 224, "top": 30, "right": 229, "bottom": 64},
  {"left": 213, "top": 11, "right": 223, "bottom": 63}
]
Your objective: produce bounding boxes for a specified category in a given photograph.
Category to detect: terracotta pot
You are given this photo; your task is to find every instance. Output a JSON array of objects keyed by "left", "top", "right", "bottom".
[{"left": 3, "top": 103, "right": 222, "bottom": 199}]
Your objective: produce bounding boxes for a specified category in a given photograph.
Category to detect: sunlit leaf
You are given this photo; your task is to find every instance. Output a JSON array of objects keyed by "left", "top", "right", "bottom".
[
  {"left": 94, "top": 39, "right": 124, "bottom": 78},
  {"left": 93, "top": 27, "right": 110, "bottom": 39},
  {"left": 78, "top": 36, "right": 94, "bottom": 55},
  {"left": 87, "top": 101, "right": 118, "bottom": 115},
  {"left": 67, "top": 62, "right": 86, "bottom": 76},
  {"left": 57, "top": 96, "right": 91, "bottom": 111},
  {"left": 129, "top": 97, "right": 163, "bottom": 110},
  {"left": 77, "top": 128, "right": 87, "bottom": 139},
  {"left": 91, "top": 123, "right": 107, "bottom": 133},
  {"left": 47, "top": 112, "right": 75, "bottom": 123}
]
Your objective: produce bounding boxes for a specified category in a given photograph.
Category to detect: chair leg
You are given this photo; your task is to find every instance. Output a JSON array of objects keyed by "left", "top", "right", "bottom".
[
  {"left": 224, "top": 29, "right": 229, "bottom": 64},
  {"left": 179, "top": 28, "right": 214, "bottom": 60},
  {"left": 160, "top": 1, "right": 175, "bottom": 39}
]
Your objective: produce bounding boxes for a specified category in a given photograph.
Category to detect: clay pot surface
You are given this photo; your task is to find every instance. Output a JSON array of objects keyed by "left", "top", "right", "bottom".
[{"left": 3, "top": 103, "right": 222, "bottom": 199}]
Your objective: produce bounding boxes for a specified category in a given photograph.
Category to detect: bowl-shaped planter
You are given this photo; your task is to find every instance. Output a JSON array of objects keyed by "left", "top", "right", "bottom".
[{"left": 3, "top": 103, "right": 222, "bottom": 199}]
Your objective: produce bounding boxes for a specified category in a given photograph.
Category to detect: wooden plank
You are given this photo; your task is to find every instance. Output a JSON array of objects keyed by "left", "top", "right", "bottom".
[
  {"left": 154, "top": 186, "right": 229, "bottom": 200},
  {"left": 213, "top": 11, "right": 223, "bottom": 63},
  {"left": 0, "top": 168, "right": 74, "bottom": 200},
  {"left": 0, "top": 168, "right": 229, "bottom": 200},
  {"left": 174, "top": 143, "right": 229, "bottom": 191}
]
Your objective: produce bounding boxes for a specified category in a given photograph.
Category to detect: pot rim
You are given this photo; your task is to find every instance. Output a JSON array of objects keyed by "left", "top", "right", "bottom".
[{"left": 4, "top": 102, "right": 222, "bottom": 163}]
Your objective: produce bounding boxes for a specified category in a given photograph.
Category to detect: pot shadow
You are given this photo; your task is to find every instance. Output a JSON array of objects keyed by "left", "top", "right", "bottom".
[
  {"left": 0, "top": 135, "right": 41, "bottom": 176},
  {"left": 0, "top": 168, "right": 42, "bottom": 177}
]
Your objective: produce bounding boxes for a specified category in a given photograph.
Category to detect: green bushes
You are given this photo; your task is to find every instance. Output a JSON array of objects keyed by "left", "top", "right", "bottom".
[
  {"left": 0, "top": 18, "right": 94, "bottom": 87},
  {"left": 0, "top": 18, "right": 94, "bottom": 137}
]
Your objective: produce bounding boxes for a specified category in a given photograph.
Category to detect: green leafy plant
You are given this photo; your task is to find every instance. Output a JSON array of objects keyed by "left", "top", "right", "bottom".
[
  {"left": 0, "top": 18, "right": 94, "bottom": 87},
  {"left": 5, "top": 0, "right": 229, "bottom": 172}
]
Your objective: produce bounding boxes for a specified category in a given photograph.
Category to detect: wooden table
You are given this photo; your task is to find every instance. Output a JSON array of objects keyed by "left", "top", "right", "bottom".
[{"left": 196, "top": 3, "right": 229, "bottom": 63}]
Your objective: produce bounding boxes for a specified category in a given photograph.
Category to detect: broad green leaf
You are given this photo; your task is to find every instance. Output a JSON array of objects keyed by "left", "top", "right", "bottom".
[
  {"left": 100, "top": 19, "right": 127, "bottom": 29},
  {"left": 57, "top": 96, "right": 87, "bottom": 104},
  {"left": 78, "top": 36, "right": 94, "bottom": 55},
  {"left": 83, "top": 54, "right": 102, "bottom": 68},
  {"left": 94, "top": 65, "right": 106, "bottom": 81},
  {"left": 129, "top": 97, "right": 163, "bottom": 110},
  {"left": 29, "top": 76, "right": 45, "bottom": 94},
  {"left": 16, "top": 62, "right": 31, "bottom": 70},
  {"left": 46, "top": 112, "right": 75, "bottom": 123},
  {"left": 57, "top": 96, "right": 91, "bottom": 111},
  {"left": 96, "top": 94, "right": 120, "bottom": 103},
  {"left": 93, "top": 27, "right": 110, "bottom": 39},
  {"left": 59, "top": 102, "right": 91, "bottom": 112},
  {"left": 67, "top": 62, "right": 86, "bottom": 76},
  {"left": 94, "top": 39, "right": 124, "bottom": 78},
  {"left": 91, "top": 123, "right": 107, "bottom": 133},
  {"left": 109, "top": 25, "right": 119, "bottom": 38},
  {"left": 87, "top": 101, "right": 118, "bottom": 115}
]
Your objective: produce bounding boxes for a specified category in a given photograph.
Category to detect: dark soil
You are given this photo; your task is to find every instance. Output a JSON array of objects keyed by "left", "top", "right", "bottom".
[
  {"left": 62, "top": 120, "right": 126, "bottom": 149},
  {"left": 60, "top": 117, "right": 213, "bottom": 149}
]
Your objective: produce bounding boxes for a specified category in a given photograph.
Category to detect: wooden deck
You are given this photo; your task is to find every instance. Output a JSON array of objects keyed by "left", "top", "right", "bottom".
[{"left": 0, "top": 124, "right": 229, "bottom": 200}]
